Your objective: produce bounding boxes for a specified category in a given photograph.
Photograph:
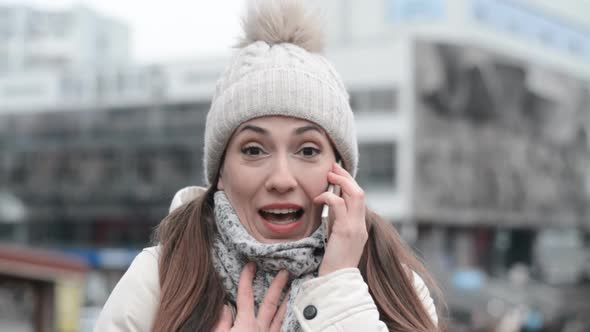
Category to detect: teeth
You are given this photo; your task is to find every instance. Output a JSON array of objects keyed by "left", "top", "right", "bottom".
[{"left": 262, "top": 208, "right": 299, "bottom": 214}]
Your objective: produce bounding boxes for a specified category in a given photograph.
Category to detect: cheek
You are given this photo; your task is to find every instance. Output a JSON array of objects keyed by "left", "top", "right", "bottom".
[
  {"left": 221, "top": 163, "right": 264, "bottom": 202},
  {"left": 298, "top": 167, "right": 330, "bottom": 196},
  {"left": 225, "top": 172, "right": 257, "bottom": 196}
]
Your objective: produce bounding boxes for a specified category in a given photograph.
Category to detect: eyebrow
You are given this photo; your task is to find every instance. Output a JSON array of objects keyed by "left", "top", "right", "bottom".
[
  {"left": 294, "top": 125, "right": 323, "bottom": 135},
  {"left": 237, "top": 124, "right": 323, "bottom": 136},
  {"left": 238, "top": 125, "right": 269, "bottom": 135}
]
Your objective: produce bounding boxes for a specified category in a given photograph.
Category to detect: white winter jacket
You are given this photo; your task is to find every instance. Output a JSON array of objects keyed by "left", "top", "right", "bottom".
[{"left": 94, "top": 187, "right": 438, "bottom": 331}]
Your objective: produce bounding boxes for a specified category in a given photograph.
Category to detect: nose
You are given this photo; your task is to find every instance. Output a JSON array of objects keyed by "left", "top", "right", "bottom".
[{"left": 265, "top": 154, "right": 297, "bottom": 194}]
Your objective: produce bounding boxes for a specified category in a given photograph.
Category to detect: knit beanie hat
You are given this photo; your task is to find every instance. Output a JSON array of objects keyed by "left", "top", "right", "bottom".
[{"left": 203, "top": 0, "right": 358, "bottom": 185}]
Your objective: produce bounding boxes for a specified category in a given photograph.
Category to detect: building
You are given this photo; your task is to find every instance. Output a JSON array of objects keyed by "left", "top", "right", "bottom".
[
  {"left": 0, "top": 3, "right": 130, "bottom": 112},
  {"left": 0, "top": 244, "right": 87, "bottom": 332},
  {"left": 320, "top": 0, "right": 590, "bottom": 223},
  {"left": 316, "top": 0, "right": 590, "bottom": 321},
  {"left": 0, "top": 4, "right": 130, "bottom": 73}
]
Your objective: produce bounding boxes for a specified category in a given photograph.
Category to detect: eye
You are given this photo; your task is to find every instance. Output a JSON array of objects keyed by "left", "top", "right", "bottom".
[
  {"left": 241, "top": 145, "right": 266, "bottom": 156},
  {"left": 298, "top": 146, "right": 320, "bottom": 157}
]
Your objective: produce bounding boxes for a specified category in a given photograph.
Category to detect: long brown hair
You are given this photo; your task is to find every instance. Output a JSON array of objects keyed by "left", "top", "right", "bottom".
[{"left": 151, "top": 186, "right": 445, "bottom": 332}]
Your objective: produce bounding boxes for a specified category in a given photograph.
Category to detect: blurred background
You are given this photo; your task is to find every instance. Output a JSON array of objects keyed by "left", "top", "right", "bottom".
[{"left": 0, "top": 0, "right": 589, "bottom": 331}]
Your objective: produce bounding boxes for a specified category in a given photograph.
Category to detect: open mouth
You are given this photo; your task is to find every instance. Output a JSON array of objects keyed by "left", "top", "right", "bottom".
[{"left": 258, "top": 208, "right": 304, "bottom": 223}]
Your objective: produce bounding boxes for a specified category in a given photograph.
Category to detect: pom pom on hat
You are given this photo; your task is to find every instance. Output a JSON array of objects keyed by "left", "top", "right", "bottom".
[{"left": 237, "top": 0, "right": 324, "bottom": 53}]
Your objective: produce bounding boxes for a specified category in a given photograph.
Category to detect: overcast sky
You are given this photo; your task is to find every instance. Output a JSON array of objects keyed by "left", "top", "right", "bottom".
[{"left": 0, "top": 0, "right": 246, "bottom": 64}]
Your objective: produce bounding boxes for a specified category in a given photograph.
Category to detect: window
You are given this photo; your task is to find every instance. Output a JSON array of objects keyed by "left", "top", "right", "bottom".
[
  {"left": 349, "top": 88, "right": 397, "bottom": 113},
  {"left": 387, "top": 0, "right": 446, "bottom": 22},
  {"left": 568, "top": 39, "right": 583, "bottom": 54},
  {"left": 0, "top": 53, "right": 8, "bottom": 71},
  {"left": 26, "top": 13, "right": 43, "bottom": 40},
  {"left": 370, "top": 89, "right": 397, "bottom": 110},
  {"left": 51, "top": 13, "right": 70, "bottom": 38},
  {"left": 473, "top": 3, "right": 487, "bottom": 21},
  {"left": 2, "top": 84, "right": 43, "bottom": 97},
  {"left": 184, "top": 71, "right": 219, "bottom": 84},
  {"left": 471, "top": 0, "right": 590, "bottom": 59},
  {"left": 539, "top": 29, "right": 553, "bottom": 45},
  {"left": 356, "top": 142, "right": 396, "bottom": 188},
  {"left": 0, "top": 22, "right": 12, "bottom": 41},
  {"left": 61, "top": 77, "right": 84, "bottom": 99}
]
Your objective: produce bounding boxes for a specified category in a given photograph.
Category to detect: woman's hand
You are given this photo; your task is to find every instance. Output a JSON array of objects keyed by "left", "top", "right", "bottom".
[
  {"left": 313, "top": 162, "right": 368, "bottom": 276},
  {"left": 213, "top": 262, "right": 290, "bottom": 332}
]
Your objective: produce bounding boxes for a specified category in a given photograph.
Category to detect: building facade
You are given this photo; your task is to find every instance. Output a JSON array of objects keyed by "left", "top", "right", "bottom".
[{"left": 0, "top": 4, "right": 130, "bottom": 73}]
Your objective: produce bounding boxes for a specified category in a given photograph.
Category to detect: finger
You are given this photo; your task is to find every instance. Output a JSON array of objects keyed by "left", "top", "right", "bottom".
[
  {"left": 236, "top": 262, "right": 256, "bottom": 320},
  {"left": 326, "top": 172, "right": 360, "bottom": 198},
  {"left": 258, "top": 269, "right": 289, "bottom": 324},
  {"left": 313, "top": 191, "right": 347, "bottom": 221},
  {"left": 333, "top": 161, "right": 354, "bottom": 180},
  {"left": 212, "top": 305, "right": 233, "bottom": 332},
  {"left": 270, "top": 294, "right": 289, "bottom": 332},
  {"left": 326, "top": 171, "right": 365, "bottom": 213}
]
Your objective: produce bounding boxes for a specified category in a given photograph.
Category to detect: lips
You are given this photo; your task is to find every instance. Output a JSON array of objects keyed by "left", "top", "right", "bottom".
[
  {"left": 258, "top": 203, "right": 304, "bottom": 234},
  {"left": 259, "top": 208, "right": 304, "bottom": 223}
]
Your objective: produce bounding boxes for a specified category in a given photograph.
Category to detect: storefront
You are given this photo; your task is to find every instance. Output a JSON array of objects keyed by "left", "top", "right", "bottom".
[{"left": 0, "top": 244, "right": 87, "bottom": 332}]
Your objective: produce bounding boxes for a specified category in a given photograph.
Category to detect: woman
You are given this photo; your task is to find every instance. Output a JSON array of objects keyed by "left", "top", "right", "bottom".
[{"left": 94, "top": 0, "right": 444, "bottom": 331}]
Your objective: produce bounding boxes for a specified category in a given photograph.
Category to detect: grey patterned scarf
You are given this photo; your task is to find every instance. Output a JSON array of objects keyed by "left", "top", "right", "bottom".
[{"left": 212, "top": 191, "right": 324, "bottom": 331}]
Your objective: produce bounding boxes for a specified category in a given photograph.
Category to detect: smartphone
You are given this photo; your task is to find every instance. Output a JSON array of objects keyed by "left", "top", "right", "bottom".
[{"left": 321, "top": 160, "right": 342, "bottom": 248}]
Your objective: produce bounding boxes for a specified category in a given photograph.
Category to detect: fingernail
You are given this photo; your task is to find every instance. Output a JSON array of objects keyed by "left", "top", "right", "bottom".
[
  {"left": 248, "top": 262, "right": 256, "bottom": 272},
  {"left": 279, "top": 269, "right": 288, "bottom": 278}
]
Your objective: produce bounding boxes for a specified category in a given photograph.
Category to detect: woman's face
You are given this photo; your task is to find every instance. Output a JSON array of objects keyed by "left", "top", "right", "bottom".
[{"left": 218, "top": 116, "right": 337, "bottom": 243}]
